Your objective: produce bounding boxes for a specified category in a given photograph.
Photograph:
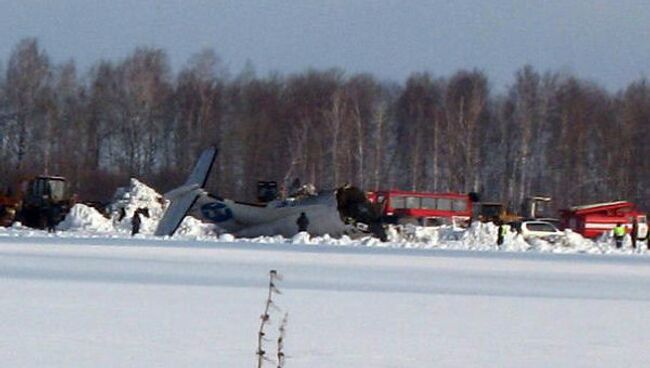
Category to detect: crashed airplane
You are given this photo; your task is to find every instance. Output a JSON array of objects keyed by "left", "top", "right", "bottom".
[{"left": 155, "top": 148, "right": 387, "bottom": 240}]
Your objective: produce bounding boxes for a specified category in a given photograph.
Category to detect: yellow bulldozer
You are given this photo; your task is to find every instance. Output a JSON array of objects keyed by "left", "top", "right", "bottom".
[
  {"left": 0, "top": 176, "right": 74, "bottom": 229},
  {"left": 477, "top": 196, "right": 553, "bottom": 224}
]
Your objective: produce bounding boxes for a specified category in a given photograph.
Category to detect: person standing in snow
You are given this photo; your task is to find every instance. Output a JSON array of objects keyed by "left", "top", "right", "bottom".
[
  {"left": 296, "top": 212, "right": 309, "bottom": 233},
  {"left": 131, "top": 209, "right": 142, "bottom": 236},
  {"left": 631, "top": 218, "right": 639, "bottom": 249},
  {"left": 496, "top": 221, "right": 506, "bottom": 247},
  {"left": 46, "top": 203, "right": 58, "bottom": 233},
  {"left": 613, "top": 222, "right": 626, "bottom": 249},
  {"left": 117, "top": 207, "right": 126, "bottom": 222},
  {"left": 637, "top": 217, "right": 650, "bottom": 249}
]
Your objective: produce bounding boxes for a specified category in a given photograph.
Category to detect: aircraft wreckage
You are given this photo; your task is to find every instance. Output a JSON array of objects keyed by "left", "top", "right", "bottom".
[{"left": 155, "top": 148, "right": 387, "bottom": 240}]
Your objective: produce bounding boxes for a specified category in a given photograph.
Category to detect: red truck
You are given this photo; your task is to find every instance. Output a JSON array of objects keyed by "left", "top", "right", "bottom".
[{"left": 560, "top": 201, "right": 648, "bottom": 239}]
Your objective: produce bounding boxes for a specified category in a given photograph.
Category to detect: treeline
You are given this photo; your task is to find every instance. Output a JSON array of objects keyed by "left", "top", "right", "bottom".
[{"left": 0, "top": 38, "right": 648, "bottom": 212}]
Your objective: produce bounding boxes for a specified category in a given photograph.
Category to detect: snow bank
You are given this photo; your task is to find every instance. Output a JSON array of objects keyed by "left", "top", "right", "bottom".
[
  {"left": 208, "top": 219, "right": 647, "bottom": 256},
  {"left": 174, "top": 216, "right": 219, "bottom": 238},
  {"left": 306, "top": 220, "right": 644, "bottom": 256},
  {"left": 57, "top": 204, "right": 114, "bottom": 233},
  {"left": 57, "top": 178, "right": 216, "bottom": 238},
  {"left": 109, "top": 178, "right": 167, "bottom": 234}
]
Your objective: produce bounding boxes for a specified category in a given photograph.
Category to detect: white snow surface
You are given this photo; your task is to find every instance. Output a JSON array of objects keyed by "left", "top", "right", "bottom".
[
  {"left": 3, "top": 179, "right": 650, "bottom": 366},
  {"left": 2, "top": 231, "right": 650, "bottom": 367}
]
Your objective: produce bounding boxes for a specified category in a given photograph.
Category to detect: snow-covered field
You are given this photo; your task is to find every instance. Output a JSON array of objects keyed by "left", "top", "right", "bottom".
[
  {"left": 3, "top": 180, "right": 650, "bottom": 367},
  {"left": 2, "top": 230, "right": 650, "bottom": 367}
]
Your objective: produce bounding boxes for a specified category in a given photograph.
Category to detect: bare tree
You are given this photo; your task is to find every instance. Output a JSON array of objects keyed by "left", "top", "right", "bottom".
[
  {"left": 1, "top": 37, "right": 649, "bottom": 212},
  {"left": 5, "top": 38, "right": 52, "bottom": 174},
  {"left": 445, "top": 70, "right": 488, "bottom": 193}
]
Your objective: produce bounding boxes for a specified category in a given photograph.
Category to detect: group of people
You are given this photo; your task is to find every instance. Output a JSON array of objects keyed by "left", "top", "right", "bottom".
[
  {"left": 116, "top": 207, "right": 148, "bottom": 236},
  {"left": 612, "top": 219, "right": 648, "bottom": 249}
]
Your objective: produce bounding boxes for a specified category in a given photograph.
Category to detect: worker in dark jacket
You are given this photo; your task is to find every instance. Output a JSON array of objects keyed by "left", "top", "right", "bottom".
[
  {"left": 613, "top": 223, "right": 626, "bottom": 249},
  {"left": 496, "top": 221, "right": 506, "bottom": 247},
  {"left": 296, "top": 212, "right": 309, "bottom": 233},
  {"left": 131, "top": 209, "right": 142, "bottom": 236},
  {"left": 631, "top": 218, "right": 639, "bottom": 249},
  {"left": 46, "top": 204, "right": 58, "bottom": 233},
  {"left": 117, "top": 207, "right": 126, "bottom": 222}
]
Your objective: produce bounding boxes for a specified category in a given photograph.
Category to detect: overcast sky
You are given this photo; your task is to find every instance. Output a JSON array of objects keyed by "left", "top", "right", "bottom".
[{"left": 1, "top": 0, "right": 649, "bottom": 91}]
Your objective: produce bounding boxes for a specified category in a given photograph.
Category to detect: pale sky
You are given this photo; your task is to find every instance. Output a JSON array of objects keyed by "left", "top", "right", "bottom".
[{"left": 1, "top": 0, "right": 649, "bottom": 90}]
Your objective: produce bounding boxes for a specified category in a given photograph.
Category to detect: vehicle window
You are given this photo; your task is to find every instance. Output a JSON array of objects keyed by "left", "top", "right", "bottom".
[
  {"left": 49, "top": 180, "right": 66, "bottom": 201},
  {"left": 534, "top": 201, "right": 551, "bottom": 218},
  {"left": 32, "top": 179, "right": 46, "bottom": 196},
  {"left": 452, "top": 199, "right": 467, "bottom": 211},
  {"left": 421, "top": 197, "right": 436, "bottom": 209},
  {"left": 391, "top": 196, "right": 405, "bottom": 209},
  {"left": 526, "top": 222, "right": 557, "bottom": 232},
  {"left": 437, "top": 198, "right": 451, "bottom": 211},
  {"left": 29, "top": 181, "right": 38, "bottom": 196},
  {"left": 405, "top": 196, "right": 420, "bottom": 209},
  {"left": 424, "top": 217, "right": 444, "bottom": 226}
]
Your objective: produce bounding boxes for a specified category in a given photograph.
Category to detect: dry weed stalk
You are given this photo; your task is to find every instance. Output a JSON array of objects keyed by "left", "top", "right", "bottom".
[{"left": 257, "top": 270, "right": 285, "bottom": 368}]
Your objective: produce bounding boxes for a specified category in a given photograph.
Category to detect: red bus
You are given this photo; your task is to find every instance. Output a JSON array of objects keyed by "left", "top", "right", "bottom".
[{"left": 367, "top": 190, "right": 474, "bottom": 227}]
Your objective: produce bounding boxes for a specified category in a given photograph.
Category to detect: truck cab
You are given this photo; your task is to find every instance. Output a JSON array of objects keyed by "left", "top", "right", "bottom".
[{"left": 19, "top": 176, "right": 73, "bottom": 229}]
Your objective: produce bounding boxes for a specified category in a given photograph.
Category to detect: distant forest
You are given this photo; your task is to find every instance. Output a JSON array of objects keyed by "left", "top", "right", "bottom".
[{"left": 1, "top": 38, "right": 648, "bottom": 213}]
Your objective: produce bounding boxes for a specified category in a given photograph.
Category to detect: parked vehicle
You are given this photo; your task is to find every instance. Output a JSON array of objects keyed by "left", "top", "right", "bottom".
[
  {"left": 514, "top": 220, "right": 564, "bottom": 239},
  {"left": 366, "top": 190, "right": 474, "bottom": 227},
  {"left": 0, "top": 176, "right": 74, "bottom": 229}
]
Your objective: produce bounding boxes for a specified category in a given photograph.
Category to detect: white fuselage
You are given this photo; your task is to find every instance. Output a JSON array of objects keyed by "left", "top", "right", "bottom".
[{"left": 190, "top": 191, "right": 354, "bottom": 238}]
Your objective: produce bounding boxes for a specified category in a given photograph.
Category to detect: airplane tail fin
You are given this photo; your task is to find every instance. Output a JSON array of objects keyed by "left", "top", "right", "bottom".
[{"left": 154, "top": 147, "right": 218, "bottom": 236}]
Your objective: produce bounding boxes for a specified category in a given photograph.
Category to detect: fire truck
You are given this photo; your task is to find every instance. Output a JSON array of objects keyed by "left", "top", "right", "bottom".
[
  {"left": 366, "top": 190, "right": 474, "bottom": 227},
  {"left": 559, "top": 201, "right": 648, "bottom": 239}
]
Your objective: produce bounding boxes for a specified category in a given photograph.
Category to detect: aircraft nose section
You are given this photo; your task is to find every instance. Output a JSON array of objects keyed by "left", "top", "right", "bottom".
[{"left": 336, "top": 185, "right": 387, "bottom": 241}]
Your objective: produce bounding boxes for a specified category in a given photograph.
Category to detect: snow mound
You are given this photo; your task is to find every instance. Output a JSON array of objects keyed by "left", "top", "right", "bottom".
[
  {"left": 55, "top": 178, "right": 215, "bottom": 237},
  {"left": 459, "top": 221, "right": 500, "bottom": 251},
  {"left": 376, "top": 220, "right": 647, "bottom": 255},
  {"left": 109, "top": 178, "right": 217, "bottom": 238},
  {"left": 110, "top": 178, "right": 167, "bottom": 235},
  {"left": 174, "top": 216, "right": 219, "bottom": 238},
  {"left": 188, "top": 217, "right": 645, "bottom": 255},
  {"left": 58, "top": 204, "right": 114, "bottom": 232},
  {"left": 291, "top": 231, "right": 314, "bottom": 244}
]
